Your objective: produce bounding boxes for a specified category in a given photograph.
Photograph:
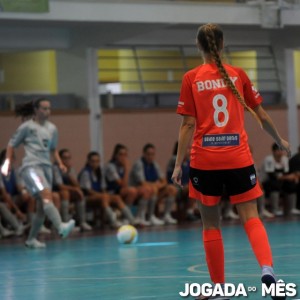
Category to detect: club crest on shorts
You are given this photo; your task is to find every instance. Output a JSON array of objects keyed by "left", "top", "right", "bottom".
[
  {"left": 250, "top": 174, "right": 256, "bottom": 185},
  {"left": 193, "top": 177, "right": 199, "bottom": 185}
]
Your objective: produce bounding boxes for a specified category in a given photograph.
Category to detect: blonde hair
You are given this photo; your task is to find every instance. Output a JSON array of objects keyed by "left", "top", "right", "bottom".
[{"left": 197, "top": 23, "right": 262, "bottom": 127}]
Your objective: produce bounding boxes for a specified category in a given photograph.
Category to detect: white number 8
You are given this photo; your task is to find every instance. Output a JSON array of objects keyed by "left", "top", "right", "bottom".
[{"left": 213, "top": 94, "right": 229, "bottom": 127}]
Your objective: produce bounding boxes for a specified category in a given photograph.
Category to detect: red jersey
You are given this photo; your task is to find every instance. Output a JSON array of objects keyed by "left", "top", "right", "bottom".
[{"left": 177, "top": 63, "right": 262, "bottom": 170}]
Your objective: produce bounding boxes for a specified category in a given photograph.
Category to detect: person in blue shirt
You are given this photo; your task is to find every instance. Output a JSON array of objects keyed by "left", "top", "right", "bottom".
[
  {"left": 53, "top": 149, "right": 92, "bottom": 231},
  {"left": 130, "top": 143, "right": 178, "bottom": 225},
  {"left": 78, "top": 151, "right": 135, "bottom": 228},
  {"left": 0, "top": 149, "right": 35, "bottom": 224},
  {"left": 105, "top": 144, "right": 152, "bottom": 226}
]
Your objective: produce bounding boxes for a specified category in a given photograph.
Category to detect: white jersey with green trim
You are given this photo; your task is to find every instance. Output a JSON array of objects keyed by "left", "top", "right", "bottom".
[{"left": 9, "top": 119, "right": 58, "bottom": 168}]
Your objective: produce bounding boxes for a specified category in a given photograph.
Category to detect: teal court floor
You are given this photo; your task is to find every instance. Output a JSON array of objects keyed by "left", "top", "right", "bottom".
[{"left": 0, "top": 220, "right": 299, "bottom": 300}]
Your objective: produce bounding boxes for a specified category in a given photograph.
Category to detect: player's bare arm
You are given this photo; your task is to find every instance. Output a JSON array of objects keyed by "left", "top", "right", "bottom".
[
  {"left": 1, "top": 144, "right": 14, "bottom": 176},
  {"left": 254, "top": 105, "right": 291, "bottom": 157},
  {"left": 172, "top": 115, "right": 195, "bottom": 188},
  {"left": 52, "top": 149, "right": 67, "bottom": 173}
]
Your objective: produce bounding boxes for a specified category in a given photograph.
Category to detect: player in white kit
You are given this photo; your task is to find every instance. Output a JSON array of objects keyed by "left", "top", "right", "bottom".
[{"left": 1, "top": 98, "right": 75, "bottom": 248}]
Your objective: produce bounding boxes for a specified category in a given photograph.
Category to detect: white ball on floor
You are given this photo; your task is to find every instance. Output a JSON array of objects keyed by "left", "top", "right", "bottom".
[{"left": 117, "top": 225, "right": 138, "bottom": 244}]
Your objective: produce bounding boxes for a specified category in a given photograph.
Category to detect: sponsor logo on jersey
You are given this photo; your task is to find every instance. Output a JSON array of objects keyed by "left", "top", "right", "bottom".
[
  {"left": 202, "top": 134, "right": 240, "bottom": 147},
  {"left": 42, "top": 139, "right": 49, "bottom": 148}
]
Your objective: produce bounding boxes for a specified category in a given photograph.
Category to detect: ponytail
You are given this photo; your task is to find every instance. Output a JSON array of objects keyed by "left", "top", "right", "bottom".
[
  {"left": 197, "top": 24, "right": 262, "bottom": 127},
  {"left": 15, "top": 101, "right": 34, "bottom": 118},
  {"left": 14, "top": 97, "right": 49, "bottom": 118}
]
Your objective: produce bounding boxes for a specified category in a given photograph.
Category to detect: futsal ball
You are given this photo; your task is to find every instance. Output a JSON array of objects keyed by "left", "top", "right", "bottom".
[{"left": 117, "top": 225, "right": 138, "bottom": 244}]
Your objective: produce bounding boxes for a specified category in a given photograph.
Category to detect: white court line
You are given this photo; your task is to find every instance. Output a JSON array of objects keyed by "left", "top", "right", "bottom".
[
  {"left": 188, "top": 252, "right": 300, "bottom": 269},
  {"left": 188, "top": 253, "right": 300, "bottom": 277},
  {"left": 2, "top": 250, "right": 299, "bottom": 275},
  {"left": 4, "top": 275, "right": 220, "bottom": 282},
  {"left": 1, "top": 243, "right": 299, "bottom": 275},
  {"left": 0, "top": 254, "right": 182, "bottom": 274}
]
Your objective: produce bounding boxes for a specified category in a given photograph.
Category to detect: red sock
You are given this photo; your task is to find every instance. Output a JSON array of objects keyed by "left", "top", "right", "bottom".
[
  {"left": 203, "top": 229, "right": 225, "bottom": 284},
  {"left": 244, "top": 218, "right": 273, "bottom": 267}
]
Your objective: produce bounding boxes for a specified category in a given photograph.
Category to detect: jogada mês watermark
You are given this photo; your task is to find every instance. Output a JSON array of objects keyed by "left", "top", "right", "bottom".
[{"left": 179, "top": 281, "right": 297, "bottom": 298}]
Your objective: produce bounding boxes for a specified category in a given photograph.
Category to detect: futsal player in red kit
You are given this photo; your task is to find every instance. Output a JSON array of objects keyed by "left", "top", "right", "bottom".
[{"left": 172, "top": 23, "right": 289, "bottom": 300}]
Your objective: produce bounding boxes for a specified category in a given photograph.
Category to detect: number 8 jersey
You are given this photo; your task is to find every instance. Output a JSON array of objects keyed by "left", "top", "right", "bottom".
[{"left": 177, "top": 63, "right": 262, "bottom": 170}]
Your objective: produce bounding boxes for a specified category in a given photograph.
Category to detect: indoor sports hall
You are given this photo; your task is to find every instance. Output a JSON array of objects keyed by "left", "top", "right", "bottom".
[{"left": 0, "top": 1, "right": 300, "bottom": 300}]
